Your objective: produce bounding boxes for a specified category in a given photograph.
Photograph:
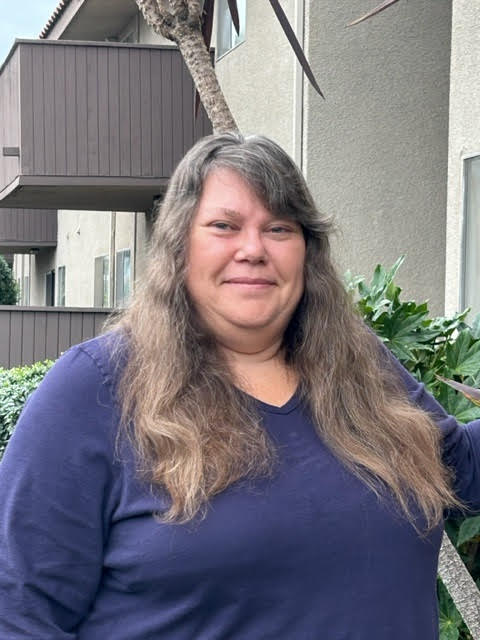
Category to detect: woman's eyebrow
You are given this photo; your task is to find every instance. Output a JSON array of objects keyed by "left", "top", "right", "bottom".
[{"left": 206, "top": 208, "right": 242, "bottom": 219}]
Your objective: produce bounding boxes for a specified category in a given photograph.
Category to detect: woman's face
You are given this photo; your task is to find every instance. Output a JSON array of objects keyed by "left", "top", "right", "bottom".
[{"left": 185, "top": 168, "right": 306, "bottom": 345}]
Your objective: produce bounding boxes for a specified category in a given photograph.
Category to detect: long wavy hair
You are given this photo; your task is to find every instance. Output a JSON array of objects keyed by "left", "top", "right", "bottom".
[{"left": 110, "top": 132, "right": 460, "bottom": 528}]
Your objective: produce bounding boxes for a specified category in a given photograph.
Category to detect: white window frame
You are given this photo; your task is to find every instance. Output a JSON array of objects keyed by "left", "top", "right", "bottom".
[
  {"left": 461, "top": 154, "right": 480, "bottom": 318},
  {"left": 216, "top": 0, "right": 246, "bottom": 59}
]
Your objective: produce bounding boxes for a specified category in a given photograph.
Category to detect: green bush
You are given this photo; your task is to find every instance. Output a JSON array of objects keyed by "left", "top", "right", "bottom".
[
  {"left": 346, "top": 256, "right": 480, "bottom": 640},
  {"left": 0, "top": 255, "right": 18, "bottom": 304},
  {"left": 0, "top": 360, "right": 54, "bottom": 459}
]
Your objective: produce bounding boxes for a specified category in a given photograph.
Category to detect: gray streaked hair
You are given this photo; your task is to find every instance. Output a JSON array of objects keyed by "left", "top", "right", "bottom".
[{"left": 110, "top": 132, "right": 461, "bottom": 528}]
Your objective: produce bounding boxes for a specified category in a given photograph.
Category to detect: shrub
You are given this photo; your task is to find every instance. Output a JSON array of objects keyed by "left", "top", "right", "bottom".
[
  {"left": 0, "top": 256, "right": 18, "bottom": 304},
  {"left": 346, "top": 256, "right": 480, "bottom": 640},
  {"left": 0, "top": 360, "right": 54, "bottom": 459}
]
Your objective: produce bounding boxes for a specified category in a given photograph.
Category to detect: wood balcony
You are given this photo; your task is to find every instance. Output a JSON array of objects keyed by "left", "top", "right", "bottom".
[
  {"left": 0, "top": 209, "right": 57, "bottom": 254},
  {"left": 0, "top": 40, "right": 211, "bottom": 212}
]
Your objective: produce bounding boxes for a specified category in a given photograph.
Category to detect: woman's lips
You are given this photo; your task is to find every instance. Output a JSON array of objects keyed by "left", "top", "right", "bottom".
[{"left": 225, "top": 278, "right": 275, "bottom": 285}]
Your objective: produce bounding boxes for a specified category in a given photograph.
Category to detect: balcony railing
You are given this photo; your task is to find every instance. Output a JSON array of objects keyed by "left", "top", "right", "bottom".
[
  {"left": 0, "top": 305, "right": 112, "bottom": 367},
  {"left": 0, "top": 40, "right": 211, "bottom": 212},
  {"left": 0, "top": 209, "right": 57, "bottom": 253}
]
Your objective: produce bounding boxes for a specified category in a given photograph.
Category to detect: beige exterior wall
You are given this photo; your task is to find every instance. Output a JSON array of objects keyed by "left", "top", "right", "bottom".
[
  {"left": 445, "top": 0, "right": 480, "bottom": 315},
  {"left": 13, "top": 249, "right": 56, "bottom": 306},
  {"left": 55, "top": 210, "right": 110, "bottom": 307},
  {"left": 215, "top": 0, "right": 301, "bottom": 160},
  {"left": 304, "top": 0, "right": 452, "bottom": 314}
]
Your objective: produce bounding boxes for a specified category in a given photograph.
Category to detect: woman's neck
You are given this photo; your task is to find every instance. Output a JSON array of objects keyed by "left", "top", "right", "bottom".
[{"left": 218, "top": 340, "right": 298, "bottom": 407}]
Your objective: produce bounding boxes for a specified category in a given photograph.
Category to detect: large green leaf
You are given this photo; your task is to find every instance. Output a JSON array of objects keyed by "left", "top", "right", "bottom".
[
  {"left": 444, "top": 330, "right": 480, "bottom": 377},
  {"left": 457, "top": 516, "right": 480, "bottom": 547},
  {"left": 438, "top": 580, "right": 463, "bottom": 640}
]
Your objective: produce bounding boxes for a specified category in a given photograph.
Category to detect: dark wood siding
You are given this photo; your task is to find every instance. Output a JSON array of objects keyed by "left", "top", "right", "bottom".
[
  {"left": 0, "top": 40, "right": 212, "bottom": 212},
  {"left": 0, "top": 47, "right": 21, "bottom": 191},
  {"left": 0, "top": 209, "right": 57, "bottom": 252},
  {"left": 0, "top": 306, "right": 112, "bottom": 368}
]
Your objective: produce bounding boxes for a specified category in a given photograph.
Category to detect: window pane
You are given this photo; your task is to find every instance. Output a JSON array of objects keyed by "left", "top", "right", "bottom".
[
  {"left": 57, "top": 266, "right": 65, "bottom": 307},
  {"left": 216, "top": 0, "right": 246, "bottom": 58},
  {"left": 115, "top": 249, "right": 131, "bottom": 308},
  {"left": 463, "top": 156, "right": 480, "bottom": 317}
]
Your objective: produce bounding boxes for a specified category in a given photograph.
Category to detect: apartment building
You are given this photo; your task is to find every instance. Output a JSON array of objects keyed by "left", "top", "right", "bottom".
[{"left": 0, "top": 0, "right": 478, "bottom": 317}]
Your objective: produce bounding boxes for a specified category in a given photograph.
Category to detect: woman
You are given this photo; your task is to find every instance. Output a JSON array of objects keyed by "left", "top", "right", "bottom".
[{"left": 0, "top": 132, "right": 479, "bottom": 639}]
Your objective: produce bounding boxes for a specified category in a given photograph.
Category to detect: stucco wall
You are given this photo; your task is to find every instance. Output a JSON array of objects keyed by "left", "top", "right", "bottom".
[
  {"left": 55, "top": 210, "right": 111, "bottom": 307},
  {"left": 445, "top": 0, "right": 480, "bottom": 315},
  {"left": 215, "top": 0, "right": 301, "bottom": 161},
  {"left": 304, "top": 0, "right": 452, "bottom": 313}
]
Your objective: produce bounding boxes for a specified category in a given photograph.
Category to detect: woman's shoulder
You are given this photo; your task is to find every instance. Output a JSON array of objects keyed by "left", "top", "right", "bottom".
[
  {"left": 39, "top": 330, "right": 128, "bottom": 397},
  {"left": 12, "top": 331, "right": 129, "bottom": 450}
]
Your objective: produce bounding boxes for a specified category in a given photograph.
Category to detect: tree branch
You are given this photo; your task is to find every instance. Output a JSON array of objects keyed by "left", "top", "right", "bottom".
[{"left": 438, "top": 533, "right": 480, "bottom": 639}]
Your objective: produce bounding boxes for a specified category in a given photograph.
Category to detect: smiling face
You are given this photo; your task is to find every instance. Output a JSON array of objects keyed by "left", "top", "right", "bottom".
[{"left": 185, "top": 168, "right": 306, "bottom": 349}]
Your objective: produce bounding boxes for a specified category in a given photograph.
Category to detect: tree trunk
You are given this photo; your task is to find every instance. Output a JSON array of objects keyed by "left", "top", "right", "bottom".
[
  {"left": 135, "top": 0, "right": 239, "bottom": 133},
  {"left": 438, "top": 532, "right": 480, "bottom": 639}
]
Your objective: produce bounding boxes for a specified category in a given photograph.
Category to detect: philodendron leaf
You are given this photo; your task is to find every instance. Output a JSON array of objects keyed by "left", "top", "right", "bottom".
[
  {"left": 436, "top": 375, "right": 480, "bottom": 407},
  {"left": 457, "top": 516, "right": 480, "bottom": 547},
  {"left": 445, "top": 330, "right": 480, "bottom": 377},
  {"left": 471, "top": 312, "right": 480, "bottom": 340},
  {"left": 438, "top": 618, "right": 460, "bottom": 640}
]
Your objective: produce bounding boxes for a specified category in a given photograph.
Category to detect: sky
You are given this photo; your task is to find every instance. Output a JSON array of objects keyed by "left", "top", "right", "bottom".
[{"left": 0, "top": 0, "right": 60, "bottom": 65}]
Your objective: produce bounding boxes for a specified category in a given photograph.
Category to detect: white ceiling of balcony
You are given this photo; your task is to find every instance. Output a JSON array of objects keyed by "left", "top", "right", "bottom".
[{"left": 48, "top": 0, "right": 139, "bottom": 42}]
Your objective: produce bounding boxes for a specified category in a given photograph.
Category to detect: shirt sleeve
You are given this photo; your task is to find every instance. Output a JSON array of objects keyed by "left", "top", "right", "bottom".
[
  {"left": 383, "top": 348, "right": 480, "bottom": 514},
  {"left": 0, "top": 343, "right": 120, "bottom": 638}
]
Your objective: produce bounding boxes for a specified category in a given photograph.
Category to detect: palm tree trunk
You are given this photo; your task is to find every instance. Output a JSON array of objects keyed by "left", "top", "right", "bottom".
[
  {"left": 135, "top": 0, "right": 238, "bottom": 133},
  {"left": 439, "top": 532, "right": 480, "bottom": 639},
  {"left": 176, "top": 29, "right": 238, "bottom": 133}
]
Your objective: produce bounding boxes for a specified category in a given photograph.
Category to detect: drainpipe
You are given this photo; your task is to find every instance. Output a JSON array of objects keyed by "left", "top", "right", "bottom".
[{"left": 293, "top": 0, "right": 305, "bottom": 170}]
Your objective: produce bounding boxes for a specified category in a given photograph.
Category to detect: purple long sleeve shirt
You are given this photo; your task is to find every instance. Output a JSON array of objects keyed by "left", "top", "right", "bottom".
[{"left": 0, "top": 335, "right": 479, "bottom": 639}]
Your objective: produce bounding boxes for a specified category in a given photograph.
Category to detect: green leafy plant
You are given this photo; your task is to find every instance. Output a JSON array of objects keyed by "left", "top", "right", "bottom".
[
  {"left": 0, "top": 360, "right": 54, "bottom": 459},
  {"left": 0, "top": 255, "right": 18, "bottom": 305},
  {"left": 346, "top": 256, "right": 480, "bottom": 640}
]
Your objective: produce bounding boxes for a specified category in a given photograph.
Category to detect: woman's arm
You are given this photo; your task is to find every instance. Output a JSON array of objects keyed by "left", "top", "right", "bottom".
[
  {"left": 385, "top": 349, "right": 480, "bottom": 513},
  {"left": 0, "top": 342, "right": 120, "bottom": 638}
]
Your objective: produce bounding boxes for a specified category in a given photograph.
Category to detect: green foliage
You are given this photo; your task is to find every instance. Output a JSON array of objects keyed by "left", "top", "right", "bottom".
[
  {"left": 0, "top": 360, "right": 54, "bottom": 459},
  {"left": 437, "top": 580, "right": 465, "bottom": 640},
  {"left": 0, "top": 255, "right": 18, "bottom": 305},
  {"left": 346, "top": 256, "right": 480, "bottom": 640}
]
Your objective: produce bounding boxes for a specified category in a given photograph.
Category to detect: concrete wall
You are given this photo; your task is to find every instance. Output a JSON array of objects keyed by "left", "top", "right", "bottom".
[
  {"left": 215, "top": 0, "right": 302, "bottom": 161},
  {"left": 304, "top": 0, "right": 452, "bottom": 313},
  {"left": 445, "top": 0, "right": 480, "bottom": 315}
]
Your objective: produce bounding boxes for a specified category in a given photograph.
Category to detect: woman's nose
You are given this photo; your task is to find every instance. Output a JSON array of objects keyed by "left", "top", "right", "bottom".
[{"left": 234, "top": 229, "right": 267, "bottom": 263}]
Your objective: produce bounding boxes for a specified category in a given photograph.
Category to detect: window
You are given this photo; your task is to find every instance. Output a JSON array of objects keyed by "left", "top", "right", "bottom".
[
  {"left": 94, "top": 256, "right": 110, "bottom": 308},
  {"left": 216, "top": 0, "right": 246, "bottom": 58},
  {"left": 45, "top": 270, "right": 55, "bottom": 307},
  {"left": 57, "top": 266, "right": 66, "bottom": 306},
  {"left": 115, "top": 249, "right": 131, "bottom": 308},
  {"left": 462, "top": 156, "right": 480, "bottom": 317}
]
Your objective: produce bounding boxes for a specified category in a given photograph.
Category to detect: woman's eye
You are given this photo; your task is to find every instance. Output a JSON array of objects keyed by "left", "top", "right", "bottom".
[
  {"left": 211, "top": 221, "right": 234, "bottom": 231},
  {"left": 268, "top": 225, "right": 290, "bottom": 234}
]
